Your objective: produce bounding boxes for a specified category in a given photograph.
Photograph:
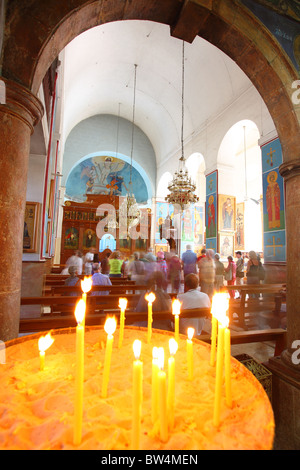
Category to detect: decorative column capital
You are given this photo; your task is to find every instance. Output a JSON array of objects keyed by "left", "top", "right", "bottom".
[
  {"left": 0, "top": 77, "right": 44, "bottom": 133},
  {"left": 279, "top": 159, "right": 300, "bottom": 182}
]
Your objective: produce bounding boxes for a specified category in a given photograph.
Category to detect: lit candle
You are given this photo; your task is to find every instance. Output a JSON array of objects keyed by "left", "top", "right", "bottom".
[
  {"left": 73, "top": 299, "right": 86, "bottom": 446},
  {"left": 131, "top": 339, "right": 143, "bottom": 450},
  {"left": 167, "top": 338, "right": 178, "bottom": 429},
  {"left": 210, "top": 293, "right": 224, "bottom": 366},
  {"left": 81, "top": 276, "right": 92, "bottom": 326},
  {"left": 213, "top": 318, "right": 225, "bottom": 428},
  {"left": 172, "top": 299, "right": 181, "bottom": 344},
  {"left": 224, "top": 317, "right": 232, "bottom": 408},
  {"left": 151, "top": 347, "right": 159, "bottom": 424},
  {"left": 101, "top": 316, "right": 117, "bottom": 398},
  {"left": 38, "top": 332, "right": 54, "bottom": 371},
  {"left": 186, "top": 327, "right": 194, "bottom": 381},
  {"left": 145, "top": 292, "right": 156, "bottom": 343},
  {"left": 118, "top": 297, "right": 128, "bottom": 348},
  {"left": 157, "top": 347, "right": 168, "bottom": 442}
]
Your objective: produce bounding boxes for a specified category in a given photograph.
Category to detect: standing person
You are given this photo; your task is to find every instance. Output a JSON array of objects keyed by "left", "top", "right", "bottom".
[
  {"left": 100, "top": 252, "right": 110, "bottom": 276},
  {"left": 128, "top": 252, "right": 146, "bottom": 285},
  {"left": 246, "top": 250, "right": 260, "bottom": 285},
  {"left": 178, "top": 273, "right": 211, "bottom": 336},
  {"left": 224, "top": 255, "right": 236, "bottom": 299},
  {"left": 197, "top": 248, "right": 206, "bottom": 263},
  {"left": 108, "top": 251, "right": 123, "bottom": 278},
  {"left": 181, "top": 244, "right": 197, "bottom": 277},
  {"left": 235, "top": 251, "right": 244, "bottom": 297},
  {"left": 66, "top": 250, "right": 83, "bottom": 275},
  {"left": 84, "top": 251, "right": 94, "bottom": 275},
  {"left": 156, "top": 251, "right": 168, "bottom": 291},
  {"left": 198, "top": 249, "right": 215, "bottom": 300},
  {"left": 214, "top": 253, "right": 224, "bottom": 292},
  {"left": 168, "top": 253, "right": 182, "bottom": 293}
]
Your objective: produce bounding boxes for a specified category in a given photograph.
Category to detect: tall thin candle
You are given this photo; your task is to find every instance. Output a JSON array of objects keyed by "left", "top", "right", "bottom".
[
  {"left": 101, "top": 317, "right": 117, "bottom": 398},
  {"left": 151, "top": 347, "right": 159, "bottom": 424},
  {"left": 38, "top": 332, "right": 54, "bottom": 371},
  {"left": 172, "top": 299, "right": 181, "bottom": 344},
  {"left": 131, "top": 340, "right": 143, "bottom": 450},
  {"left": 73, "top": 299, "right": 86, "bottom": 446},
  {"left": 118, "top": 297, "right": 128, "bottom": 348},
  {"left": 145, "top": 292, "right": 156, "bottom": 343},
  {"left": 186, "top": 327, "right": 194, "bottom": 381},
  {"left": 167, "top": 338, "right": 178, "bottom": 429},
  {"left": 157, "top": 347, "right": 168, "bottom": 442}
]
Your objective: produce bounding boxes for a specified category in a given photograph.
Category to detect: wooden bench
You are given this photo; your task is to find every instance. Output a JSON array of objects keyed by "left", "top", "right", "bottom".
[
  {"left": 200, "top": 328, "right": 287, "bottom": 357},
  {"left": 224, "top": 284, "right": 286, "bottom": 329},
  {"left": 19, "top": 306, "right": 211, "bottom": 333},
  {"left": 48, "top": 284, "right": 148, "bottom": 296}
]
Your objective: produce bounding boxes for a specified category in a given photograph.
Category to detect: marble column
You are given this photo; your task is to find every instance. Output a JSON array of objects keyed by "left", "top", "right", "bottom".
[
  {"left": 0, "top": 78, "right": 43, "bottom": 341},
  {"left": 267, "top": 160, "right": 300, "bottom": 449}
]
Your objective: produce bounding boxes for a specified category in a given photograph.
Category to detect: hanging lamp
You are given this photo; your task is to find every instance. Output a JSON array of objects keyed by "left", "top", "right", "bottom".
[{"left": 165, "top": 41, "right": 199, "bottom": 209}]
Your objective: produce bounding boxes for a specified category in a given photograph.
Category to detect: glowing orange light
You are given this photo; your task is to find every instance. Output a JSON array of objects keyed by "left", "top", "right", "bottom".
[
  {"left": 133, "top": 339, "right": 142, "bottom": 360},
  {"left": 104, "top": 316, "right": 117, "bottom": 336},
  {"left": 38, "top": 332, "right": 54, "bottom": 353},
  {"left": 169, "top": 338, "right": 178, "bottom": 356},
  {"left": 118, "top": 298, "right": 128, "bottom": 310},
  {"left": 187, "top": 327, "right": 195, "bottom": 341},
  {"left": 145, "top": 292, "right": 156, "bottom": 304},
  {"left": 172, "top": 299, "right": 181, "bottom": 316},
  {"left": 75, "top": 299, "right": 86, "bottom": 324},
  {"left": 81, "top": 276, "right": 92, "bottom": 294}
]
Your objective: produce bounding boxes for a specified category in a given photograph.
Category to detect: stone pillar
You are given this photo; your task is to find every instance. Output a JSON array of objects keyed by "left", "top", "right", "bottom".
[
  {"left": 267, "top": 160, "right": 300, "bottom": 449},
  {"left": 0, "top": 78, "right": 43, "bottom": 341}
]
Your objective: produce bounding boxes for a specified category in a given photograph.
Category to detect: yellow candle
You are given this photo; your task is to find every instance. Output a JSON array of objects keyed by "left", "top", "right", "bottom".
[
  {"left": 213, "top": 321, "right": 225, "bottom": 428},
  {"left": 145, "top": 292, "right": 156, "bottom": 343},
  {"left": 101, "top": 316, "right": 117, "bottom": 398},
  {"left": 210, "top": 316, "right": 218, "bottom": 367},
  {"left": 38, "top": 332, "right": 54, "bottom": 371},
  {"left": 131, "top": 339, "right": 143, "bottom": 450},
  {"left": 210, "top": 293, "right": 228, "bottom": 366},
  {"left": 225, "top": 324, "right": 232, "bottom": 408},
  {"left": 81, "top": 276, "right": 92, "bottom": 327},
  {"left": 172, "top": 299, "right": 181, "bottom": 344},
  {"left": 151, "top": 347, "right": 159, "bottom": 424},
  {"left": 186, "top": 327, "right": 194, "bottom": 381},
  {"left": 167, "top": 338, "right": 178, "bottom": 429},
  {"left": 73, "top": 299, "right": 86, "bottom": 446},
  {"left": 157, "top": 347, "right": 168, "bottom": 442},
  {"left": 118, "top": 297, "right": 128, "bottom": 348}
]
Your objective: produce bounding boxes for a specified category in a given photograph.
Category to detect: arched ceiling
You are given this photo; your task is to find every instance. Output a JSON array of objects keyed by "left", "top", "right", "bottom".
[{"left": 61, "top": 20, "right": 255, "bottom": 168}]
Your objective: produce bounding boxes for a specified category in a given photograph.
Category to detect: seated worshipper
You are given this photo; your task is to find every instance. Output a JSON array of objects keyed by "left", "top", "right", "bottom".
[
  {"left": 108, "top": 251, "right": 123, "bottom": 278},
  {"left": 135, "top": 271, "right": 172, "bottom": 331},
  {"left": 178, "top": 273, "right": 211, "bottom": 336},
  {"left": 91, "top": 263, "right": 112, "bottom": 295},
  {"left": 64, "top": 266, "right": 80, "bottom": 296}
]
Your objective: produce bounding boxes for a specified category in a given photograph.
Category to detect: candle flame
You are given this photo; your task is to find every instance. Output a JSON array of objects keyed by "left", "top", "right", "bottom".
[
  {"left": 38, "top": 332, "right": 54, "bottom": 353},
  {"left": 172, "top": 298, "right": 181, "bottom": 316},
  {"left": 211, "top": 293, "right": 229, "bottom": 321},
  {"left": 157, "top": 347, "right": 164, "bottom": 370},
  {"left": 104, "top": 316, "right": 117, "bottom": 336},
  {"left": 133, "top": 339, "right": 142, "bottom": 360},
  {"left": 187, "top": 327, "right": 195, "bottom": 341},
  {"left": 169, "top": 338, "right": 178, "bottom": 356},
  {"left": 118, "top": 297, "right": 128, "bottom": 310},
  {"left": 81, "top": 276, "right": 92, "bottom": 293},
  {"left": 145, "top": 292, "right": 156, "bottom": 304},
  {"left": 152, "top": 346, "right": 159, "bottom": 360},
  {"left": 74, "top": 299, "right": 86, "bottom": 324}
]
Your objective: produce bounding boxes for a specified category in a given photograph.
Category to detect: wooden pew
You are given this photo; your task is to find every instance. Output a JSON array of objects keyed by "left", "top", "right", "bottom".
[
  {"left": 49, "top": 284, "right": 148, "bottom": 296},
  {"left": 19, "top": 306, "right": 211, "bottom": 333},
  {"left": 200, "top": 328, "right": 287, "bottom": 357},
  {"left": 224, "top": 284, "right": 286, "bottom": 329}
]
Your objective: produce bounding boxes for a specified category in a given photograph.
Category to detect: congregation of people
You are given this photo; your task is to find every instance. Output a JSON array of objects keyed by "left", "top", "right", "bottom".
[{"left": 62, "top": 246, "right": 264, "bottom": 336}]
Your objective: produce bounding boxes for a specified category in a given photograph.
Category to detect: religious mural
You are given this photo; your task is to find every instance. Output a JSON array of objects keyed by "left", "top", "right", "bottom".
[
  {"left": 65, "top": 155, "right": 148, "bottom": 203},
  {"left": 235, "top": 202, "right": 245, "bottom": 251},
  {"left": 218, "top": 195, "right": 236, "bottom": 232},
  {"left": 261, "top": 138, "right": 286, "bottom": 262},
  {"left": 205, "top": 171, "right": 218, "bottom": 249}
]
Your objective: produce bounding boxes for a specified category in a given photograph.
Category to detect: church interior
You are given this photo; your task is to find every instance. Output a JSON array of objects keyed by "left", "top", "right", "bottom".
[{"left": 0, "top": 0, "right": 300, "bottom": 451}]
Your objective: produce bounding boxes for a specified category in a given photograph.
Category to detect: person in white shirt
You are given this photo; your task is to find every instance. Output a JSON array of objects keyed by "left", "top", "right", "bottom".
[{"left": 178, "top": 273, "right": 211, "bottom": 336}]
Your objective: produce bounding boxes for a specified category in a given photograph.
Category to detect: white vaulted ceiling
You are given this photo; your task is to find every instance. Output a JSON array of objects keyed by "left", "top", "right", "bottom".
[{"left": 61, "top": 20, "right": 254, "bottom": 169}]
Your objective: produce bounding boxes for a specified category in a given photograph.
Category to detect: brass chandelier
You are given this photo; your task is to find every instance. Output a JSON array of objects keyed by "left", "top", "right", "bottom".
[{"left": 165, "top": 41, "right": 199, "bottom": 209}]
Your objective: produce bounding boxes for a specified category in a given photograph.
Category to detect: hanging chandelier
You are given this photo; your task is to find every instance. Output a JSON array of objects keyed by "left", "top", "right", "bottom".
[{"left": 165, "top": 41, "right": 199, "bottom": 209}]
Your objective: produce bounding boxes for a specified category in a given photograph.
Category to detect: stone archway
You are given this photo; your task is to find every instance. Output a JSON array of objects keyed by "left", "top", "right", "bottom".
[{"left": 0, "top": 0, "right": 299, "bottom": 354}]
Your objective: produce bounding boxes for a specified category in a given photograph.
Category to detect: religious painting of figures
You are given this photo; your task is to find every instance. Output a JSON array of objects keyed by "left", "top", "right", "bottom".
[
  {"left": 155, "top": 201, "right": 175, "bottom": 244},
  {"left": 235, "top": 202, "right": 245, "bottom": 251},
  {"left": 262, "top": 169, "right": 285, "bottom": 232},
  {"left": 218, "top": 195, "right": 236, "bottom": 232},
  {"left": 205, "top": 194, "right": 217, "bottom": 238},
  {"left": 219, "top": 232, "right": 234, "bottom": 258},
  {"left": 64, "top": 227, "right": 79, "bottom": 250},
  {"left": 83, "top": 229, "right": 97, "bottom": 250},
  {"left": 23, "top": 202, "right": 40, "bottom": 253},
  {"left": 65, "top": 155, "right": 148, "bottom": 203}
]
